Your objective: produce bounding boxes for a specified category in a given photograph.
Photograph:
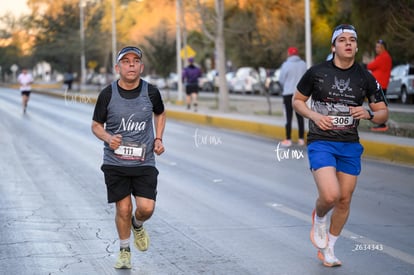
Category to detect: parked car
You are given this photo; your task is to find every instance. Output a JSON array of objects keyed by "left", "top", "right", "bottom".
[
  {"left": 264, "top": 68, "right": 282, "bottom": 95},
  {"left": 166, "top": 72, "right": 178, "bottom": 90},
  {"left": 198, "top": 70, "right": 217, "bottom": 91},
  {"left": 142, "top": 74, "right": 167, "bottom": 89},
  {"left": 387, "top": 64, "right": 414, "bottom": 104},
  {"left": 229, "top": 67, "right": 264, "bottom": 94},
  {"left": 212, "top": 71, "right": 235, "bottom": 91},
  {"left": 224, "top": 71, "right": 236, "bottom": 91}
]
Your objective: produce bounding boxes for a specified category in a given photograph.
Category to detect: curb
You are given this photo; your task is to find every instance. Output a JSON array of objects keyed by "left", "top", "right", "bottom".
[{"left": 32, "top": 89, "right": 414, "bottom": 166}]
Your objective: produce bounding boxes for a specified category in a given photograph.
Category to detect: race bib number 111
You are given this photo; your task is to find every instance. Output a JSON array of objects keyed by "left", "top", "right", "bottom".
[{"left": 114, "top": 142, "right": 146, "bottom": 161}]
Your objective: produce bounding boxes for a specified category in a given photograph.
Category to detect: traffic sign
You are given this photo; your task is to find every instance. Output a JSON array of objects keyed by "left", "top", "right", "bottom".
[{"left": 180, "top": 45, "right": 196, "bottom": 59}]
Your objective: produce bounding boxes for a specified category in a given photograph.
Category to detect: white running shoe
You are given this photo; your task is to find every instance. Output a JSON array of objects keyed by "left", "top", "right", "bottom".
[
  {"left": 318, "top": 247, "right": 342, "bottom": 267},
  {"left": 310, "top": 209, "right": 328, "bottom": 249}
]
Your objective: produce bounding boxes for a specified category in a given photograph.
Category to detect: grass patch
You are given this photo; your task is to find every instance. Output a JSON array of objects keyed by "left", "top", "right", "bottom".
[
  {"left": 359, "top": 111, "right": 414, "bottom": 138},
  {"left": 389, "top": 112, "right": 414, "bottom": 123},
  {"left": 254, "top": 110, "right": 284, "bottom": 116}
]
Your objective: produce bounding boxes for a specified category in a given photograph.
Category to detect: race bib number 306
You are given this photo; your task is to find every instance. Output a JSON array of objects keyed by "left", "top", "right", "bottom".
[
  {"left": 329, "top": 115, "right": 354, "bottom": 127},
  {"left": 114, "top": 142, "right": 146, "bottom": 161}
]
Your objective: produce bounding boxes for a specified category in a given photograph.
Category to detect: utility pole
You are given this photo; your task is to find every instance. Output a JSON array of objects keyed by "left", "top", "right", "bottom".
[
  {"left": 112, "top": 0, "right": 117, "bottom": 79},
  {"left": 176, "top": 0, "right": 184, "bottom": 104},
  {"left": 305, "top": 0, "right": 312, "bottom": 68},
  {"left": 79, "top": 0, "right": 86, "bottom": 90}
]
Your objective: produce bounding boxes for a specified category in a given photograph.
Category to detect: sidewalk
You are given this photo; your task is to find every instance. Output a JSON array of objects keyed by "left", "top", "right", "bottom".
[{"left": 30, "top": 83, "right": 414, "bottom": 166}]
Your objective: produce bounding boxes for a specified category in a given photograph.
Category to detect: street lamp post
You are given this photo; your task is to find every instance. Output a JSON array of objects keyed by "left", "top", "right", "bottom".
[
  {"left": 111, "top": 0, "right": 144, "bottom": 80},
  {"left": 176, "top": 0, "right": 183, "bottom": 104},
  {"left": 305, "top": 0, "right": 312, "bottom": 68},
  {"left": 112, "top": 0, "right": 117, "bottom": 79},
  {"left": 80, "top": 0, "right": 86, "bottom": 89}
]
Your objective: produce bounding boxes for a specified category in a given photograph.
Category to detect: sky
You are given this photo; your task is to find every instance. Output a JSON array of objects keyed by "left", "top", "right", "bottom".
[{"left": 0, "top": 0, "right": 30, "bottom": 16}]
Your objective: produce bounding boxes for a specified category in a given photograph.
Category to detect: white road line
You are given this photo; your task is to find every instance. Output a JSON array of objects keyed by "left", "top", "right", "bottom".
[{"left": 267, "top": 202, "right": 414, "bottom": 265}]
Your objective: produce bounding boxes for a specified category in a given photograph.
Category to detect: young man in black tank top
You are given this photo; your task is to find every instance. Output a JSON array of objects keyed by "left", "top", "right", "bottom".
[{"left": 293, "top": 25, "right": 388, "bottom": 267}]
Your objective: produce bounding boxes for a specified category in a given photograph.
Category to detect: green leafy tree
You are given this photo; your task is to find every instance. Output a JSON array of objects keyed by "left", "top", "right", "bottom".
[
  {"left": 31, "top": 3, "right": 80, "bottom": 73},
  {"left": 30, "top": 1, "right": 108, "bottom": 76},
  {"left": 143, "top": 20, "right": 176, "bottom": 79},
  {"left": 0, "top": 13, "right": 34, "bottom": 76}
]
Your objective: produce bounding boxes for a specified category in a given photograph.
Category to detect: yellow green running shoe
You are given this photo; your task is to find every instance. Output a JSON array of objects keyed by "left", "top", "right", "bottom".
[{"left": 114, "top": 248, "right": 131, "bottom": 269}]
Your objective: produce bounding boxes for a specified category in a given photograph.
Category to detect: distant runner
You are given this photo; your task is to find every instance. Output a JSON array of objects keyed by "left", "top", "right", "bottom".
[{"left": 17, "top": 68, "right": 34, "bottom": 113}]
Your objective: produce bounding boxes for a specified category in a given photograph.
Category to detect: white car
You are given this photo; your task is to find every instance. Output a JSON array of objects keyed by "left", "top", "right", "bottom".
[
  {"left": 265, "top": 68, "right": 282, "bottom": 95},
  {"left": 229, "top": 67, "right": 264, "bottom": 94},
  {"left": 142, "top": 74, "right": 167, "bottom": 89},
  {"left": 166, "top": 72, "right": 178, "bottom": 89},
  {"left": 198, "top": 70, "right": 217, "bottom": 91}
]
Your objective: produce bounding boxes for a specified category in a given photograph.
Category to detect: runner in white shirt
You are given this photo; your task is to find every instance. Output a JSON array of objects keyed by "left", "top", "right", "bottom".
[{"left": 17, "top": 68, "right": 34, "bottom": 113}]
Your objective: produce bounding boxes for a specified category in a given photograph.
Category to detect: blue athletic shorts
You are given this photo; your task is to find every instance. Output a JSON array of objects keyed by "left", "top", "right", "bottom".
[{"left": 307, "top": 141, "right": 364, "bottom": 176}]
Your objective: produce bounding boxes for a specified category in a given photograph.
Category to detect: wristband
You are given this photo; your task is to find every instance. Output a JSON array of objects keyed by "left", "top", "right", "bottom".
[
  {"left": 366, "top": 109, "right": 374, "bottom": 120},
  {"left": 154, "top": 138, "right": 163, "bottom": 142}
]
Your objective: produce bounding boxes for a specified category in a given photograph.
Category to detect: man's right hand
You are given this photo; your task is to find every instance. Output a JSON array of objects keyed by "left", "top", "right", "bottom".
[{"left": 108, "top": 134, "right": 122, "bottom": 150}]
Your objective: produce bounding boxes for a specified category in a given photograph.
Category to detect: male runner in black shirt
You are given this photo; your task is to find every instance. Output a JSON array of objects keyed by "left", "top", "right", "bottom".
[{"left": 293, "top": 24, "right": 388, "bottom": 267}]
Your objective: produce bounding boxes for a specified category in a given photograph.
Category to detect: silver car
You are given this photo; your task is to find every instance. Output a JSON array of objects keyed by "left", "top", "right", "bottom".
[{"left": 387, "top": 64, "right": 414, "bottom": 104}]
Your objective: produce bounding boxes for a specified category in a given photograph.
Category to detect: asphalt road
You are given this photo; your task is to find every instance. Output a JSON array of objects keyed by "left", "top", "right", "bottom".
[{"left": 0, "top": 88, "right": 413, "bottom": 275}]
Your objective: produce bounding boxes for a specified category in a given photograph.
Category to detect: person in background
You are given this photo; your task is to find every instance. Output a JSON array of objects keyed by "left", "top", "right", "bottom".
[
  {"left": 63, "top": 70, "right": 74, "bottom": 91},
  {"left": 182, "top": 57, "right": 202, "bottom": 112},
  {"left": 367, "top": 39, "right": 392, "bottom": 132},
  {"left": 17, "top": 68, "right": 34, "bottom": 114},
  {"left": 278, "top": 46, "right": 307, "bottom": 147},
  {"left": 91, "top": 46, "right": 166, "bottom": 269},
  {"left": 293, "top": 24, "right": 388, "bottom": 267}
]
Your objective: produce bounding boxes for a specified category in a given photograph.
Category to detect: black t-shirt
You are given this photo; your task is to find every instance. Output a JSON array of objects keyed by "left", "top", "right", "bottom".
[
  {"left": 92, "top": 80, "right": 165, "bottom": 124},
  {"left": 297, "top": 60, "right": 386, "bottom": 143}
]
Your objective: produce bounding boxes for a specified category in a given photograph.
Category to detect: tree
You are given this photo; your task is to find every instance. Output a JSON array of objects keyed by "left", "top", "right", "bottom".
[
  {"left": 351, "top": 0, "right": 414, "bottom": 64},
  {"left": 0, "top": 13, "right": 35, "bottom": 77},
  {"left": 0, "top": 45, "right": 20, "bottom": 81},
  {"left": 28, "top": 0, "right": 108, "bottom": 78},
  {"left": 31, "top": 3, "right": 81, "bottom": 73},
  {"left": 228, "top": 0, "right": 305, "bottom": 68},
  {"left": 195, "top": 0, "right": 230, "bottom": 112},
  {"left": 143, "top": 20, "right": 176, "bottom": 79},
  {"left": 386, "top": 1, "right": 414, "bottom": 63},
  {"left": 4, "top": 0, "right": 414, "bottom": 86}
]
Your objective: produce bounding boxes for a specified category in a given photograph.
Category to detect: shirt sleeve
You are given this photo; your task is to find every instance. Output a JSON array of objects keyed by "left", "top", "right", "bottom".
[
  {"left": 367, "top": 55, "right": 381, "bottom": 72},
  {"left": 148, "top": 84, "right": 165, "bottom": 115},
  {"left": 92, "top": 86, "right": 112, "bottom": 123},
  {"left": 296, "top": 67, "right": 314, "bottom": 97},
  {"left": 365, "top": 71, "right": 388, "bottom": 104},
  {"left": 278, "top": 63, "right": 287, "bottom": 86}
]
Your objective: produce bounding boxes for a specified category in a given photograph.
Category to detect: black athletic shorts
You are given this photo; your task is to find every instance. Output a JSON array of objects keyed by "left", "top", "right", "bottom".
[
  {"left": 101, "top": 165, "right": 158, "bottom": 203},
  {"left": 185, "top": 83, "right": 199, "bottom": 95},
  {"left": 21, "top": 91, "right": 31, "bottom": 96}
]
